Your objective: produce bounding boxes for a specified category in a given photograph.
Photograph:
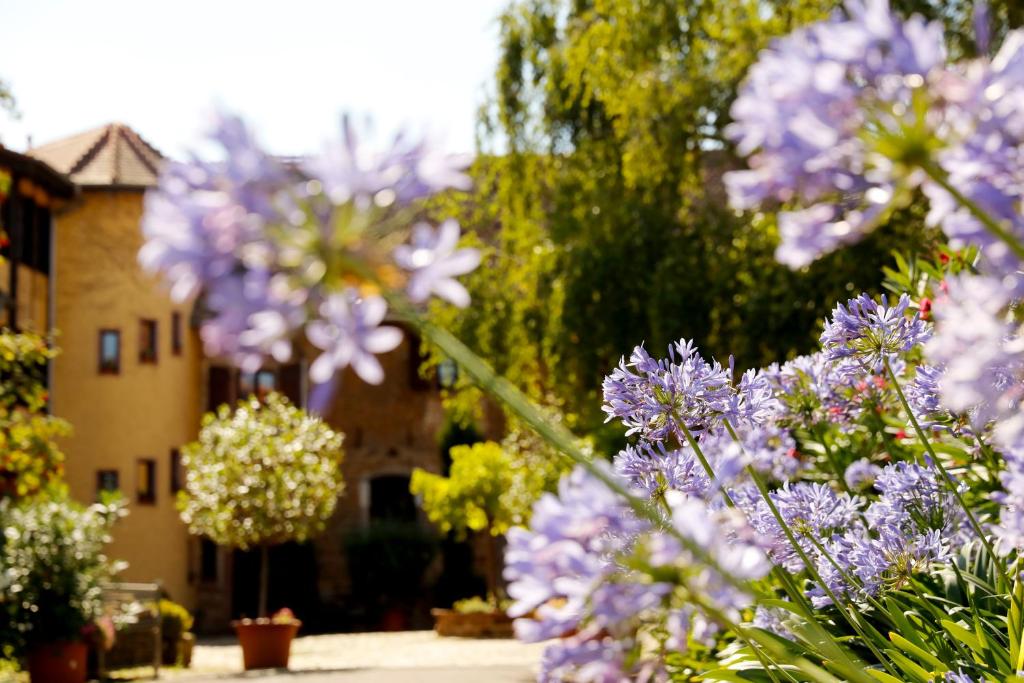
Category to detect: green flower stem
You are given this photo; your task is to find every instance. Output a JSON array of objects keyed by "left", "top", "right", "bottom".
[
  {"left": 884, "top": 359, "right": 1013, "bottom": 593},
  {"left": 814, "top": 425, "right": 853, "bottom": 495},
  {"left": 678, "top": 421, "right": 736, "bottom": 508},
  {"left": 920, "top": 160, "right": 1024, "bottom": 263},
  {"left": 399, "top": 302, "right": 761, "bottom": 595},
  {"left": 720, "top": 419, "right": 900, "bottom": 676}
]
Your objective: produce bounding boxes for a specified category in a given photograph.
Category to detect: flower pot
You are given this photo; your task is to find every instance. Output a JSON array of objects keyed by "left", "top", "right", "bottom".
[
  {"left": 431, "top": 608, "right": 512, "bottom": 638},
  {"left": 232, "top": 619, "right": 301, "bottom": 670},
  {"left": 27, "top": 640, "right": 87, "bottom": 683},
  {"left": 179, "top": 632, "right": 195, "bottom": 667}
]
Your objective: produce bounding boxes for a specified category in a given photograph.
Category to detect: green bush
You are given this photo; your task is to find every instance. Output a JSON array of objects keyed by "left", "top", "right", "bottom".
[{"left": 155, "top": 599, "right": 193, "bottom": 638}]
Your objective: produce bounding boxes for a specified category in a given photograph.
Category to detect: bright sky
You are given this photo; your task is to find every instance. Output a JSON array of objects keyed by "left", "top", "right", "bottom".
[{"left": 0, "top": 0, "right": 508, "bottom": 158}]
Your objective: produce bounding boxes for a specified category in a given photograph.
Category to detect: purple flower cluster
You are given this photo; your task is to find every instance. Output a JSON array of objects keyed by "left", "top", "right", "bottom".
[
  {"left": 727, "top": 0, "right": 1024, "bottom": 294},
  {"left": 140, "top": 110, "right": 477, "bottom": 389},
  {"left": 505, "top": 466, "right": 768, "bottom": 681},
  {"left": 724, "top": 0, "right": 946, "bottom": 267},
  {"left": 601, "top": 341, "right": 736, "bottom": 440},
  {"left": 926, "top": 275, "right": 1024, "bottom": 446},
  {"left": 820, "top": 293, "right": 931, "bottom": 373}
]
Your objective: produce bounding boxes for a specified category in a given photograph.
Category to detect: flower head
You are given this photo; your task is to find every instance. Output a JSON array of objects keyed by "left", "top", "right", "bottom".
[
  {"left": 393, "top": 220, "right": 481, "bottom": 307},
  {"left": 821, "top": 293, "right": 930, "bottom": 371},
  {"left": 306, "top": 290, "right": 403, "bottom": 385}
]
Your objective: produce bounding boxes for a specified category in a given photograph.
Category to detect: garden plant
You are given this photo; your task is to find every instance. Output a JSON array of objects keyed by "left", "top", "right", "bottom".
[
  {"left": 0, "top": 494, "right": 125, "bottom": 682},
  {"left": 177, "top": 392, "right": 342, "bottom": 668},
  {"left": 137, "top": 2, "right": 1024, "bottom": 677}
]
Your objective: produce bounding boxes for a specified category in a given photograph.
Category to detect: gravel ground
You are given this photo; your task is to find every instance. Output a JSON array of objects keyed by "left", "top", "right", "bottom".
[{"left": 166, "top": 631, "right": 543, "bottom": 680}]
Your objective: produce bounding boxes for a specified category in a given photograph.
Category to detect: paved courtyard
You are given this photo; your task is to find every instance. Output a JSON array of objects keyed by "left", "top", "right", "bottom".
[{"left": 169, "top": 631, "right": 543, "bottom": 682}]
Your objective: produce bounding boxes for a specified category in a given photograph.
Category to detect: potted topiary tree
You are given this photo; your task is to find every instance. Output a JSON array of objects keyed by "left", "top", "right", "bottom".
[
  {"left": 177, "top": 392, "right": 343, "bottom": 670},
  {"left": 411, "top": 441, "right": 523, "bottom": 637},
  {"left": 0, "top": 494, "right": 126, "bottom": 683}
]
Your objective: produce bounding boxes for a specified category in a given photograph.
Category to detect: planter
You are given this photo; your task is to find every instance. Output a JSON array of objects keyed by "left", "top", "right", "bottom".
[
  {"left": 27, "top": 640, "right": 87, "bottom": 683},
  {"left": 180, "top": 632, "right": 195, "bottom": 667},
  {"left": 232, "top": 619, "right": 301, "bottom": 670},
  {"left": 431, "top": 608, "right": 514, "bottom": 638}
]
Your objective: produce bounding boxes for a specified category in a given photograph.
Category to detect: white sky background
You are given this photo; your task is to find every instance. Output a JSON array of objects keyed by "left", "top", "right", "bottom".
[{"left": 0, "top": 0, "right": 508, "bottom": 158}]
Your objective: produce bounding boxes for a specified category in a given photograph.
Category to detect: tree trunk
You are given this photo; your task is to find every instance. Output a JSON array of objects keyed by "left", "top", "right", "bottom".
[
  {"left": 482, "top": 525, "right": 505, "bottom": 605},
  {"left": 258, "top": 545, "right": 270, "bottom": 619}
]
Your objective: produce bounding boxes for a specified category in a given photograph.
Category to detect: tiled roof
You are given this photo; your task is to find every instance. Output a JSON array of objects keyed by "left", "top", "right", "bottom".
[{"left": 28, "top": 123, "right": 164, "bottom": 188}]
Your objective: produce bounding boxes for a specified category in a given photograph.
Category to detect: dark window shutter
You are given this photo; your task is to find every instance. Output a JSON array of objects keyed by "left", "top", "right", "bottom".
[
  {"left": 278, "top": 363, "right": 304, "bottom": 407},
  {"left": 207, "top": 366, "right": 233, "bottom": 412}
]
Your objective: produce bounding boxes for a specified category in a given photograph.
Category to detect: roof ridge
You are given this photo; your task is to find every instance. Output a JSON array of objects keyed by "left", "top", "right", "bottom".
[
  {"left": 69, "top": 125, "right": 113, "bottom": 177},
  {"left": 119, "top": 124, "right": 164, "bottom": 161},
  {"left": 117, "top": 125, "right": 162, "bottom": 177}
]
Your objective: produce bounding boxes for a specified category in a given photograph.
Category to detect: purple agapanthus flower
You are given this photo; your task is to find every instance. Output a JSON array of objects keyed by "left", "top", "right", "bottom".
[
  {"left": 926, "top": 275, "right": 1024, "bottom": 448},
  {"left": 741, "top": 481, "right": 864, "bottom": 572},
  {"left": 139, "top": 111, "right": 291, "bottom": 303},
  {"left": 393, "top": 220, "right": 481, "bottom": 307},
  {"left": 820, "top": 293, "right": 931, "bottom": 372},
  {"left": 866, "top": 462, "right": 970, "bottom": 541},
  {"left": 303, "top": 114, "right": 470, "bottom": 209},
  {"left": 905, "top": 363, "right": 946, "bottom": 426},
  {"left": 922, "top": 31, "right": 1024, "bottom": 293},
  {"left": 993, "top": 447, "right": 1024, "bottom": 555},
  {"left": 306, "top": 290, "right": 403, "bottom": 385},
  {"left": 601, "top": 340, "right": 734, "bottom": 441},
  {"left": 613, "top": 441, "right": 710, "bottom": 499},
  {"left": 844, "top": 458, "right": 883, "bottom": 491},
  {"left": 724, "top": 0, "right": 946, "bottom": 266}
]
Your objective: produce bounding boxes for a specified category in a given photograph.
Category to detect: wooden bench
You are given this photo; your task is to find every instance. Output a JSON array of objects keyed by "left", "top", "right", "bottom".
[{"left": 97, "top": 582, "right": 162, "bottom": 679}]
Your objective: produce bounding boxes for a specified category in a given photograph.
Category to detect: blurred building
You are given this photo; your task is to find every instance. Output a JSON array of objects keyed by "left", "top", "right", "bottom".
[
  {"left": 26, "top": 124, "right": 466, "bottom": 632},
  {"left": 0, "top": 144, "right": 74, "bottom": 333}
]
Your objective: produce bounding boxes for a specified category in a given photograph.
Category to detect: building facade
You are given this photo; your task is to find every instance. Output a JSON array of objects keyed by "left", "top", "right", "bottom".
[{"left": 29, "top": 124, "right": 467, "bottom": 632}]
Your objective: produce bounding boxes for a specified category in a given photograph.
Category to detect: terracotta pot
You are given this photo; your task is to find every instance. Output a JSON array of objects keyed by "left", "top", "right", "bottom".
[
  {"left": 232, "top": 619, "right": 301, "bottom": 670},
  {"left": 27, "top": 640, "right": 87, "bottom": 683}
]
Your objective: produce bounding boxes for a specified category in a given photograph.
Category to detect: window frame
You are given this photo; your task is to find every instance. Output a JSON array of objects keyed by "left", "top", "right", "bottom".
[
  {"left": 139, "top": 318, "right": 158, "bottom": 364},
  {"left": 171, "top": 311, "right": 183, "bottom": 356},
  {"left": 98, "top": 329, "right": 121, "bottom": 375},
  {"left": 170, "top": 448, "right": 184, "bottom": 494},
  {"left": 136, "top": 458, "right": 156, "bottom": 505}
]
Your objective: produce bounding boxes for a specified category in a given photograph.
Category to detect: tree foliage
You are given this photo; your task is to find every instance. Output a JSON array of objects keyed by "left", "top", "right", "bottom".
[
  {"left": 428, "top": 0, "right": 1021, "bottom": 444},
  {"left": 178, "top": 393, "right": 344, "bottom": 550},
  {"left": 411, "top": 441, "right": 517, "bottom": 538},
  {"left": 0, "top": 331, "right": 69, "bottom": 499}
]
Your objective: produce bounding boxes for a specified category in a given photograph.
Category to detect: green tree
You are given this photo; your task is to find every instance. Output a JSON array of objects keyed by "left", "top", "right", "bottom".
[
  {"left": 178, "top": 393, "right": 344, "bottom": 617},
  {"left": 428, "top": 0, "right": 1021, "bottom": 447},
  {"left": 411, "top": 442, "right": 513, "bottom": 601}
]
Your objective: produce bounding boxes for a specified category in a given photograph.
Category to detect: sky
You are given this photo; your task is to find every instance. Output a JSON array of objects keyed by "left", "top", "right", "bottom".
[{"left": 0, "top": 0, "right": 509, "bottom": 158}]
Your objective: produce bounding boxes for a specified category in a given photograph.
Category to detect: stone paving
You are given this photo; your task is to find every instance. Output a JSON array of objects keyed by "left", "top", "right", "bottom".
[{"left": 168, "top": 630, "right": 543, "bottom": 682}]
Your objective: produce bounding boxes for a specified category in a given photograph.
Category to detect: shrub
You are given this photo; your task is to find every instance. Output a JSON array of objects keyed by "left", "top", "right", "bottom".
[
  {"left": 178, "top": 392, "right": 344, "bottom": 617},
  {"left": 0, "top": 494, "right": 126, "bottom": 657}
]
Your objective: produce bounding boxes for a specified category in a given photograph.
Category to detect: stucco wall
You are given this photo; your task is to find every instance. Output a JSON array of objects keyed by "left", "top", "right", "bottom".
[{"left": 50, "top": 188, "right": 203, "bottom": 609}]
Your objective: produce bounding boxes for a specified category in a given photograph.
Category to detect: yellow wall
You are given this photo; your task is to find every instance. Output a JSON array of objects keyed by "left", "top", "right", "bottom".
[{"left": 50, "top": 189, "right": 203, "bottom": 609}]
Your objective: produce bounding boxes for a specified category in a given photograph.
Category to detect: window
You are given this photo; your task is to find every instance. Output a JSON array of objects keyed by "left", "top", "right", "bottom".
[
  {"left": 136, "top": 458, "right": 156, "bottom": 505},
  {"left": 239, "top": 369, "right": 276, "bottom": 401},
  {"left": 98, "top": 329, "right": 120, "bottom": 374},
  {"left": 96, "top": 469, "right": 119, "bottom": 497},
  {"left": 139, "top": 319, "right": 158, "bottom": 363},
  {"left": 170, "top": 448, "right": 184, "bottom": 494},
  {"left": 171, "top": 311, "right": 183, "bottom": 355}
]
